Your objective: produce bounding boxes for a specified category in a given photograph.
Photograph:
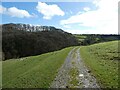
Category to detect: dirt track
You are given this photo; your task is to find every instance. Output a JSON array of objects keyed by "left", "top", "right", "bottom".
[{"left": 50, "top": 47, "right": 100, "bottom": 88}]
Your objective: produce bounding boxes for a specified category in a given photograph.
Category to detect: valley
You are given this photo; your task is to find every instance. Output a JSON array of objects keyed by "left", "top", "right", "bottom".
[
  {"left": 2, "top": 40, "right": 119, "bottom": 88},
  {"left": 1, "top": 1, "right": 119, "bottom": 89}
]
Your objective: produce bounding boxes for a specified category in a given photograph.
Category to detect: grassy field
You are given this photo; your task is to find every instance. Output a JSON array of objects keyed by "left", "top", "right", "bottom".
[
  {"left": 80, "top": 41, "right": 119, "bottom": 88},
  {"left": 74, "top": 34, "right": 87, "bottom": 43},
  {"left": 2, "top": 47, "right": 73, "bottom": 88}
]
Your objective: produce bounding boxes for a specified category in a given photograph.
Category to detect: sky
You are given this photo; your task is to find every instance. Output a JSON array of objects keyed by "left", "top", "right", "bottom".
[{"left": 0, "top": 0, "right": 119, "bottom": 34}]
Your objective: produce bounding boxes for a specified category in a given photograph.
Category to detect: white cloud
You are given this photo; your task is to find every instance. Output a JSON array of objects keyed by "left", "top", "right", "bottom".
[
  {"left": 0, "top": 5, "right": 6, "bottom": 14},
  {"left": 63, "top": 25, "right": 71, "bottom": 29},
  {"left": 70, "top": 10, "right": 73, "bottom": 14},
  {"left": 83, "top": 7, "right": 90, "bottom": 11},
  {"left": 64, "top": 28, "right": 118, "bottom": 34},
  {"left": 0, "top": 5, "right": 34, "bottom": 18},
  {"left": 64, "top": 29, "right": 94, "bottom": 34},
  {"left": 7, "top": 7, "right": 32, "bottom": 18},
  {"left": 60, "top": 0, "right": 119, "bottom": 34},
  {"left": 36, "top": 2, "right": 65, "bottom": 20}
]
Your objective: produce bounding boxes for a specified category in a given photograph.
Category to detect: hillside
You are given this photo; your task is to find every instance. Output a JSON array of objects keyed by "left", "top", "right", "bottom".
[
  {"left": 2, "top": 23, "right": 64, "bottom": 32},
  {"left": 2, "top": 23, "right": 78, "bottom": 60},
  {"left": 74, "top": 34, "right": 119, "bottom": 45},
  {"left": 2, "top": 23, "right": 119, "bottom": 88},
  {"left": 80, "top": 41, "right": 119, "bottom": 88},
  {"left": 74, "top": 34, "right": 87, "bottom": 44},
  {"left": 2, "top": 47, "right": 73, "bottom": 88},
  {"left": 2, "top": 41, "right": 119, "bottom": 88}
]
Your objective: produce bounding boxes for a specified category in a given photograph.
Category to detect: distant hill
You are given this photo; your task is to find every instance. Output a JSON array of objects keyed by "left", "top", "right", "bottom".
[
  {"left": 74, "top": 34, "right": 119, "bottom": 45},
  {"left": 2, "top": 23, "right": 78, "bottom": 60}
]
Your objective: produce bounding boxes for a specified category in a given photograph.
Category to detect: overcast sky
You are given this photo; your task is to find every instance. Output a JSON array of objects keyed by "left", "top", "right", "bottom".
[{"left": 0, "top": 0, "right": 119, "bottom": 34}]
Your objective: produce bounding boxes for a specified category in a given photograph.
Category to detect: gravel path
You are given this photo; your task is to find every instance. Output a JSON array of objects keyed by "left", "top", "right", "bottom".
[{"left": 50, "top": 47, "right": 100, "bottom": 88}]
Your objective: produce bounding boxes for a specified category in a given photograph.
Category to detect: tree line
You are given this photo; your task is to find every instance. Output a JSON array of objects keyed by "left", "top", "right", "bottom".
[
  {"left": 77, "top": 34, "right": 119, "bottom": 45},
  {"left": 2, "top": 24, "right": 78, "bottom": 60}
]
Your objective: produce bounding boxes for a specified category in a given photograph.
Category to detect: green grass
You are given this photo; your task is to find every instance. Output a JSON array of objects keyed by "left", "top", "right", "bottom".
[
  {"left": 68, "top": 47, "right": 79, "bottom": 88},
  {"left": 80, "top": 40, "right": 119, "bottom": 88},
  {"left": 0, "top": 61, "right": 2, "bottom": 89},
  {"left": 74, "top": 35, "right": 86, "bottom": 39},
  {"left": 74, "top": 34, "right": 87, "bottom": 42},
  {"left": 2, "top": 47, "right": 73, "bottom": 88},
  {"left": 69, "top": 67, "right": 79, "bottom": 88}
]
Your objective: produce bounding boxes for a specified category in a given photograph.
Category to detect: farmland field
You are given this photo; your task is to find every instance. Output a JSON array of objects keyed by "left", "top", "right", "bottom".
[
  {"left": 80, "top": 40, "right": 119, "bottom": 88},
  {"left": 2, "top": 47, "right": 73, "bottom": 88}
]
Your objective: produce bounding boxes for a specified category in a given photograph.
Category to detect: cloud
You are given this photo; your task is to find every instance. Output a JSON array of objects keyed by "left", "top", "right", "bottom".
[
  {"left": 64, "top": 29, "right": 94, "bottom": 34},
  {"left": 7, "top": 7, "right": 33, "bottom": 18},
  {"left": 83, "top": 7, "right": 90, "bottom": 11},
  {"left": 36, "top": 2, "right": 65, "bottom": 20},
  {"left": 64, "top": 28, "right": 118, "bottom": 34},
  {"left": 70, "top": 10, "right": 73, "bottom": 14},
  {"left": 0, "top": 5, "right": 34, "bottom": 18},
  {"left": 0, "top": 5, "right": 6, "bottom": 14},
  {"left": 60, "top": 0, "right": 118, "bottom": 34},
  {"left": 63, "top": 25, "right": 71, "bottom": 29}
]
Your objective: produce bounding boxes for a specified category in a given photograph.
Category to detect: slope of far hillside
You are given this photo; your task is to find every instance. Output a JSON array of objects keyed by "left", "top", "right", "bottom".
[{"left": 74, "top": 34, "right": 119, "bottom": 45}]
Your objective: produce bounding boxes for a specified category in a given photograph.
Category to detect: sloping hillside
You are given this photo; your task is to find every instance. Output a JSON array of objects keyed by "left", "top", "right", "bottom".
[
  {"left": 74, "top": 34, "right": 119, "bottom": 45},
  {"left": 2, "top": 47, "right": 73, "bottom": 88},
  {"left": 80, "top": 41, "right": 119, "bottom": 88},
  {"left": 2, "top": 41, "right": 119, "bottom": 88},
  {"left": 2, "top": 23, "right": 78, "bottom": 60}
]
